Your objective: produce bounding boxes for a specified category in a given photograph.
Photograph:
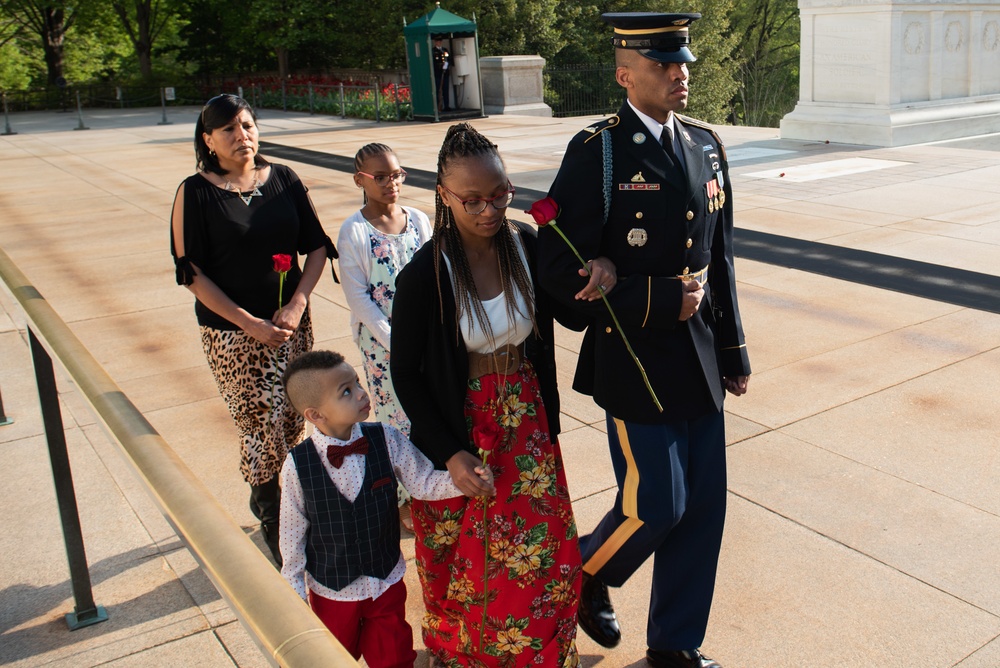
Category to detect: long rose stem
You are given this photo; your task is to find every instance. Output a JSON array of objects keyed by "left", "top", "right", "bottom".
[
  {"left": 548, "top": 221, "right": 663, "bottom": 413},
  {"left": 478, "top": 449, "right": 491, "bottom": 653}
]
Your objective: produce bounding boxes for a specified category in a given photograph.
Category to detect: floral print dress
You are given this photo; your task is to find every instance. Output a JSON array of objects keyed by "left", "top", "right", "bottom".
[
  {"left": 412, "top": 357, "right": 582, "bottom": 668},
  {"left": 356, "top": 214, "right": 424, "bottom": 435}
]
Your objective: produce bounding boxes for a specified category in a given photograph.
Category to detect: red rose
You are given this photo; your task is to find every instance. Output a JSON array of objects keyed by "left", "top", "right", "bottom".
[
  {"left": 272, "top": 254, "right": 292, "bottom": 273},
  {"left": 471, "top": 421, "right": 504, "bottom": 456},
  {"left": 525, "top": 197, "right": 560, "bottom": 227}
]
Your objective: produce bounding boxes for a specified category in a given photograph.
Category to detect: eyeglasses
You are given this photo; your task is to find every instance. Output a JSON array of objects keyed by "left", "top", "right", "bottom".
[
  {"left": 357, "top": 170, "right": 407, "bottom": 187},
  {"left": 440, "top": 182, "right": 516, "bottom": 215}
]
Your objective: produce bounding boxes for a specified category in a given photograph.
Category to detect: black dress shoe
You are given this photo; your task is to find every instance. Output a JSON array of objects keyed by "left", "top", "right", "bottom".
[
  {"left": 578, "top": 572, "right": 621, "bottom": 648},
  {"left": 646, "top": 648, "right": 721, "bottom": 668}
]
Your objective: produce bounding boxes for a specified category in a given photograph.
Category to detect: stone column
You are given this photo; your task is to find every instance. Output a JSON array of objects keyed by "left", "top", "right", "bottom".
[
  {"left": 780, "top": 0, "right": 1000, "bottom": 146},
  {"left": 480, "top": 55, "right": 553, "bottom": 117}
]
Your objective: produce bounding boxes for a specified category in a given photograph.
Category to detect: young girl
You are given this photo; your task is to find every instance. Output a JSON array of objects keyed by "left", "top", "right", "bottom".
[
  {"left": 337, "top": 143, "right": 432, "bottom": 529},
  {"left": 390, "top": 123, "right": 616, "bottom": 667}
]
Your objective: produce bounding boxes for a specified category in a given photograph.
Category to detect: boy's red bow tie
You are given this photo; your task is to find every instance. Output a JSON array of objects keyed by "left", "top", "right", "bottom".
[{"left": 327, "top": 437, "right": 369, "bottom": 468}]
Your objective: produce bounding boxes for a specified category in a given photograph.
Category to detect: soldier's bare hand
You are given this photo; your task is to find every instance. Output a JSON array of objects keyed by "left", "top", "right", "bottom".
[
  {"left": 724, "top": 375, "right": 749, "bottom": 396},
  {"left": 576, "top": 257, "right": 617, "bottom": 301},
  {"left": 678, "top": 280, "right": 704, "bottom": 321}
]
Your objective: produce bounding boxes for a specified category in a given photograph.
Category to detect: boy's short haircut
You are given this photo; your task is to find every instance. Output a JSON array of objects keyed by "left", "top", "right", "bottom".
[{"left": 282, "top": 350, "right": 346, "bottom": 413}]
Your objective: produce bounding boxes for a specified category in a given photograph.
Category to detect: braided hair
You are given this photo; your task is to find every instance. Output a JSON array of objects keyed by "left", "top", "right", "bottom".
[
  {"left": 433, "top": 123, "right": 537, "bottom": 341},
  {"left": 354, "top": 142, "right": 395, "bottom": 204}
]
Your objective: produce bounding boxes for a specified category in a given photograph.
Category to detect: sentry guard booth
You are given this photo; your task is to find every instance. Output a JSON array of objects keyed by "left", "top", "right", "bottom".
[{"left": 404, "top": 3, "right": 484, "bottom": 122}]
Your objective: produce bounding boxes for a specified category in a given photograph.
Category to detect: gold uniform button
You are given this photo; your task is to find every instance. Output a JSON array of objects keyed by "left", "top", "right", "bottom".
[
  {"left": 683, "top": 267, "right": 690, "bottom": 275},
  {"left": 686, "top": 211, "right": 694, "bottom": 221},
  {"left": 605, "top": 327, "right": 612, "bottom": 334},
  {"left": 685, "top": 238, "right": 693, "bottom": 248},
  {"left": 636, "top": 211, "right": 643, "bottom": 219}
]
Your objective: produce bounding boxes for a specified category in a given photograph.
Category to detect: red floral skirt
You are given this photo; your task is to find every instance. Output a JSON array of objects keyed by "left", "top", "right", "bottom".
[{"left": 412, "top": 358, "right": 581, "bottom": 667}]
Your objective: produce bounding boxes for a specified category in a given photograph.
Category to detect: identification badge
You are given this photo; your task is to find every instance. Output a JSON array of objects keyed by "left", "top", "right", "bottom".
[{"left": 619, "top": 183, "right": 660, "bottom": 190}]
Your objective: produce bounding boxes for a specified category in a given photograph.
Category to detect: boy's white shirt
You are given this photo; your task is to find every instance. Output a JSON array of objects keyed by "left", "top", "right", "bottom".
[{"left": 279, "top": 422, "right": 461, "bottom": 601}]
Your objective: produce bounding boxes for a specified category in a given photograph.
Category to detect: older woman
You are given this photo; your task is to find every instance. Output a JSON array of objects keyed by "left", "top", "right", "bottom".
[{"left": 170, "top": 94, "right": 333, "bottom": 565}]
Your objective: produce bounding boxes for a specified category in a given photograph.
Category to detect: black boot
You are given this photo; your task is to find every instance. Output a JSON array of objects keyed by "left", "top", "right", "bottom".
[
  {"left": 578, "top": 572, "right": 621, "bottom": 647},
  {"left": 260, "top": 521, "right": 282, "bottom": 568},
  {"left": 249, "top": 478, "right": 282, "bottom": 568}
]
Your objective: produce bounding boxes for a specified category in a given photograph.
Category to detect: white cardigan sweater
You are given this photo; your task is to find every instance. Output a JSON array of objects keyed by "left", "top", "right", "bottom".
[{"left": 336, "top": 205, "right": 433, "bottom": 348}]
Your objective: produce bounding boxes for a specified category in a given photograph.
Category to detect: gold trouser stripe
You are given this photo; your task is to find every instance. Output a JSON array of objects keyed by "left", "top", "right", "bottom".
[
  {"left": 641, "top": 276, "right": 651, "bottom": 328},
  {"left": 584, "top": 517, "right": 643, "bottom": 575},
  {"left": 614, "top": 26, "right": 687, "bottom": 35},
  {"left": 583, "top": 418, "right": 643, "bottom": 575}
]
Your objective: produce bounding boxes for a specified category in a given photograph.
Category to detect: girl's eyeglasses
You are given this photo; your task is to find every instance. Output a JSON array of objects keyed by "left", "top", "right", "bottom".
[
  {"left": 440, "top": 182, "right": 516, "bottom": 215},
  {"left": 357, "top": 170, "right": 407, "bottom": 187}
]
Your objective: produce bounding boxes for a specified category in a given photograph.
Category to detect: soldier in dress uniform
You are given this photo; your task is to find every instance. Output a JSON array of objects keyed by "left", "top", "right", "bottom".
[
  {"left": 536, "top": 11, "right": 751, "bottom": 668},
  {"left": 432, "top": 37, "right": 451, "bottom": 112}
]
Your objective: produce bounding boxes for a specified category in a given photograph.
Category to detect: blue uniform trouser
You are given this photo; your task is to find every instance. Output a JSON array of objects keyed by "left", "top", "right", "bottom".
[{"left": 579, "top": 409, "right": 727, "bottom": 651}]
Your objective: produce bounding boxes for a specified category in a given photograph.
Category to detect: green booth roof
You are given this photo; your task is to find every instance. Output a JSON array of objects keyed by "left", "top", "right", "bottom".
[{"left": 404, "top": 5, "right": 477, "bottom": 38}]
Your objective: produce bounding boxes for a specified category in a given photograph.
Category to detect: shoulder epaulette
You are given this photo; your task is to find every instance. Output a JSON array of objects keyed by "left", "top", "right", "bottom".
[
  {"left": 582, "top": 115, "right": 620, "bottom": 144},
  {"left": 675, "top": 113, "right": 714, "bottom": 129},
  {"left": 676, "top": 114, "right": 727, "bottom": 161}
]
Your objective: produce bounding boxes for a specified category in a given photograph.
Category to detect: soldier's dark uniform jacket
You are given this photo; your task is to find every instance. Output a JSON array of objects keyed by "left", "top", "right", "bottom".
[{"left": 538, "top": 100, "right": 751, "bottom": 424}]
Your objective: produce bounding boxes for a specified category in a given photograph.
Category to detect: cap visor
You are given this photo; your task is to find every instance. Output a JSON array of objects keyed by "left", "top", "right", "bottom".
[{"left": 639, "top": 47, "right": 696, "bottom": 63}]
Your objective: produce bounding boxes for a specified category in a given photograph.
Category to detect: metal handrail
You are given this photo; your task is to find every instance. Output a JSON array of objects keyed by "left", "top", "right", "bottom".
[{"left": 0, "top": 245, "right": 358, "bottom": 667}]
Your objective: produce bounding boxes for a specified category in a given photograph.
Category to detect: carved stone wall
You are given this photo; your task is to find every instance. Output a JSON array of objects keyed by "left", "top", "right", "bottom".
[{"left": 781, "top": 1, "right": 1000, "bottom": 146}]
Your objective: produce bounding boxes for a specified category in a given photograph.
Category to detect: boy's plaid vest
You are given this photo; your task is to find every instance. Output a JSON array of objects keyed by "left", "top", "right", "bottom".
[{"left": 290, "top": 422, "right": 401, "bottom": 591}]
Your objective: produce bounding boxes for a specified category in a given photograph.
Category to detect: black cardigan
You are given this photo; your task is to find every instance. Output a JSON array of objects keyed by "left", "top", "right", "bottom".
[{"left": 390, "top": 221, "right": 566, "bottom": 468}]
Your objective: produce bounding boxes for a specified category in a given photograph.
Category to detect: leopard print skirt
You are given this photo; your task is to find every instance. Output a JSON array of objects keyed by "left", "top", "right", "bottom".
[{"left": 200, "top": 309, "right": 314, "bottom": 485}]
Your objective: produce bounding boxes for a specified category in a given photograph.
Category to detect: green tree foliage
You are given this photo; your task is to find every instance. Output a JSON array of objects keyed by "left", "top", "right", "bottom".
[
  {"left": 0, "top": 0, "right": 156, "bottom": 87},
  {"left": 178, "top": 0, "right": 266, "bottom": 78},
  {"left": 0, "top": 6, "right": 34, "bottom": 89},
  {"left": 2, "top": 0, "right": 801, "bottom": 126},
  {"left": 731, "top": 0, "right": 799, "bottom": 127},
  {"left": 675, "top": 0, "right": 740, "bottom": 124},
  {"left": 251, "top": 0, "right": 334, "bottom": 79},
  {"left": 542, "top": 0, "right": 739, "bottom": 124},
  {"left": 324, "top": 0, "right": 413, "bottom": 70},
  {"left": 111, "top": 0, "right": 186, "bottom": 80},
  {"left": 446, "top": 0, "right": 566, "bottom": 63},
  {"left": 0, "top": 0, "right": 79, "bottom": 85},
  {"left": 67, "top": 2, "right": 135, "bottom": 82},
  {"left": 0, "top": 39, "right": 36, "bottom": 89}
]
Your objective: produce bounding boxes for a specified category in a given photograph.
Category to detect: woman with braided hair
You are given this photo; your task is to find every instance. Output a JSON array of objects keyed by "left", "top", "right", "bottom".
[{"left": 391, "top": 122, "right": 617, "bottom": 666}]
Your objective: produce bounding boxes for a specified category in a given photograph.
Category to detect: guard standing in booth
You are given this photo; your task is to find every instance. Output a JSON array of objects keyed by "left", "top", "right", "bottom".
[
  {"left": 432, "top": 37, "right": 451, "bottom": 112},
  {"left": 536, "top": 11, "right": 751, "bottom": 668}
]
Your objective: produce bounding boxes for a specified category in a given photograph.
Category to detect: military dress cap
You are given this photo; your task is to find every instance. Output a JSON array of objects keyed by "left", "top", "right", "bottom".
[{"left": 602, "top": 12, "right": 701, "bottom": 63}]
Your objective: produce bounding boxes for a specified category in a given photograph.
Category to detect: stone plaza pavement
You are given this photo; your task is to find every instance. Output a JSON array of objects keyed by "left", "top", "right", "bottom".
[{"left": 0, "top": 105, "right": 998, "bottom": 668}]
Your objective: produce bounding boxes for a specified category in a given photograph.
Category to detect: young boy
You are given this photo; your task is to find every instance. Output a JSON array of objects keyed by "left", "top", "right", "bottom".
[{"left": 279, "top": 350, "right": 493, "bottom": 668}]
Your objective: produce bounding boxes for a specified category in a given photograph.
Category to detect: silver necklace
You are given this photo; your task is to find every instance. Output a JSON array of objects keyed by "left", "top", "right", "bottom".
[{"left": 224, "top": 170, "right": 262, "bottom": 206}]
